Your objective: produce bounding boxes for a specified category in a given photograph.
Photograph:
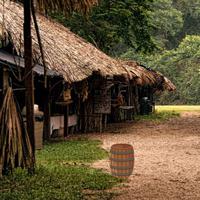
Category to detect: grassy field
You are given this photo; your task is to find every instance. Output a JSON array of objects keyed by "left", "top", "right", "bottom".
[
  {"left": 156, "top": 105, "right": 200, "bottom": 112},
  {"left": 0, "top": 139, "right": 120, "bottom": 200},
  {"left": 136, "top": 105, "right": 200, "bottom": 122},
  {"left": 135, "top": 111, "right": 179, "bottom": 121}
]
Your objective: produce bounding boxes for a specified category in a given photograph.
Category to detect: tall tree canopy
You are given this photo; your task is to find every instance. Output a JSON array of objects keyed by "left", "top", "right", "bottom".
[
  {"left": 148, "top": 0, "right": 183, "bottom": 49},
  {"left": 151, "top": 35, "right": 200, "bottom": 104},
  {"left": 52, "top": 0, "right": 156, "bottom": 56}
]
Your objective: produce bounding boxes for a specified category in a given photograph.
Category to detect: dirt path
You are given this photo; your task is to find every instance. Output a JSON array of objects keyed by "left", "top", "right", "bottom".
[{"left": 88, "top": 112, "right": 200, "bottom": 200}]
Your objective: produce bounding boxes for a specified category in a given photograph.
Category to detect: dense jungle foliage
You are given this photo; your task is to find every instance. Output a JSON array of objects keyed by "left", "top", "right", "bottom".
[{"left": 52, "top": 0, "right": 200, "bottom": 104}]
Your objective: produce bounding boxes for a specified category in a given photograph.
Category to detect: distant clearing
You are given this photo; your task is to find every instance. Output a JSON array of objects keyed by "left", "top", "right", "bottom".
[{"left": 156, "top": 105, "right": 200, "bottom": 112}]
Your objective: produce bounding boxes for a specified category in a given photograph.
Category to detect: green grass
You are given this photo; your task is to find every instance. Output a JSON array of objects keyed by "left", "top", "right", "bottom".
[
  {"left": 135, "top": 111, "right": 180, "bottom": 122},
  {"left": 136, "top": 105, "right": 200, "bottom": 122},
  {"left": 37, "top": 139, "right": 108, "bottom": 165},
  {"left": 0, "top": 139, "right": 120, "bottom": 200},
  {"left": 156, "top": 105, "right": 200, "bottom": 112}
]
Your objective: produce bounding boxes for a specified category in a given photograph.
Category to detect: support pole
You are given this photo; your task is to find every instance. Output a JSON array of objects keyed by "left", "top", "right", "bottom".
[
  {"left": 43, "top": 79, "right": 51, "bottom": 140},
  {"left": 2, "top": 67, "right": 9, "bottom": 175},
  {"left": 3, "top": 67, "right": 9, "bottom": 93},
  {"left": 64, "top": 105, "right": 69, "bottom": 138},
  {"left": 24, "top": 0, "right": 35, "bottom": 172}
]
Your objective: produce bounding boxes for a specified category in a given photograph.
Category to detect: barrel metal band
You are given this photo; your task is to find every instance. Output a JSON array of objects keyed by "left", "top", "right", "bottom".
[
  {"left": 111, "top": 165, "right": 133, "bottom": 170},
  {"left": 110, "top": 157, "right": 134, "bottom": 162},
  {"left": 112, "top": 172, "right": 132, "bottom": 177},
  {"left": 110, "top": 150, "right": 134, "bottom": 155}
]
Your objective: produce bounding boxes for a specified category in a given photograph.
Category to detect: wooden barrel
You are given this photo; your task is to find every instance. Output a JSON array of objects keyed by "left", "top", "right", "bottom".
[{"left": 110, "top": 144, "right": 134, "bottom": 178}]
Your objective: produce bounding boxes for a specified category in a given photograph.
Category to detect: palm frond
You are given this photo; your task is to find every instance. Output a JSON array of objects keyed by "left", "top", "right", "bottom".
[{"left": 0, "top": 87, "right": 33, "bottom": 175}]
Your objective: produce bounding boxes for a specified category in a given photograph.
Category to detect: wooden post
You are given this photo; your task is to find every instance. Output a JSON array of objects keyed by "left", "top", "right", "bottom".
[
  {"left": 3, "top": 67, "right": 9, "bottom": 93},
  {"left": 80, "top": 102, "right": 86, "bottom": 133},
  {"left": 1, "top": 67, "right": 9, "bottom": 176},
  {"left": 104, "top": 114, "right": 107, "bottom": 129},
  {"left": 24, "top": 0, "right": 35, "bottom": 172},
  {"left": 99, "top": 113, "right": 103, "bottom": 133},
  {"left": 43, "top": 79, "right": 51, "bottom": 140},
  {"left": 64, "top": 105, "right": 69, "bottom": 137}
]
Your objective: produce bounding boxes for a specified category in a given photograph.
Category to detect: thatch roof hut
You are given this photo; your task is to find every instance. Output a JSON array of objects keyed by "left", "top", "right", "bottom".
[
  {"left": 122, "top": 61, "right": 157, "bottom": 86},
  {"left": 121, "top": 60, "right": 176, "bottom": 91},
  {"left": 0, "top": 1, "right": 126, "bottom": 83}
]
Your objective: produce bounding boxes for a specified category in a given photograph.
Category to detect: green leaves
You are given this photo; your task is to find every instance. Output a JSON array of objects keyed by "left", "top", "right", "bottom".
[
  {"left": 151, "top": 35, "right": 200, "bottom": 104},
  {"left": 148, "top": 0, "right": 183, "bottom": 49},
  {"left": 52, "top": 0, "right": 156, "bottom": 55}
]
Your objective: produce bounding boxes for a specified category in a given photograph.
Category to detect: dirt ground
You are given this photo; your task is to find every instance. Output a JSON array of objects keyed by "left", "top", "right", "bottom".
[{"left": 88, "top": 112, "right": 200, "bottom": 200}]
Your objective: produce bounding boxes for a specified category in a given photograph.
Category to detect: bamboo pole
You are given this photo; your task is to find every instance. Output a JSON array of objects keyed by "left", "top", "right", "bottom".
[{"left": 24, "top": 0, "right": 35, "bottom": 172}]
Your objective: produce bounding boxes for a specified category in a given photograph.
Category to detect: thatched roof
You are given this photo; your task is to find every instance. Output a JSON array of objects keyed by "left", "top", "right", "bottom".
[
  {"left": 12, "top": 0, "right": 98, "bottom": 15},
  {"left": 121, "top": 60, "right": 176, "bottom": 91},
  {"left": 0, "top": 1, "right": 126, "bottom": 83},
  {"left": 36, "top": 0, "right": 98, "bottom": 14},
  {"left": 163, "top": 77, "right": 176, "bottom": 91},
  {"left": 122, "top": 61, "right": 159, "bottom": 86}
]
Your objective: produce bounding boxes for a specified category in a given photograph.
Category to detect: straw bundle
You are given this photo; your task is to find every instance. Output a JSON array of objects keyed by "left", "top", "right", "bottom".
[
  {"left": 0, "top": 1, "right": 126, "bottom": 83},
  {"left": 0, "top": 87, "right": 33, "bottom": 175}
]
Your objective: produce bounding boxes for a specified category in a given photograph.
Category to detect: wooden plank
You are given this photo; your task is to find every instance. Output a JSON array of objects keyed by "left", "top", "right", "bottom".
[{"left": 94, "top": 89, "right": 111, "bottom": 114}]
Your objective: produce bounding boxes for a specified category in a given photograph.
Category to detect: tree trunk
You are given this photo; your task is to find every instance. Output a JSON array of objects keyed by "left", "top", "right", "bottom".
[{"left": 24, "top": 0, "right": 35, "bottom": 172}]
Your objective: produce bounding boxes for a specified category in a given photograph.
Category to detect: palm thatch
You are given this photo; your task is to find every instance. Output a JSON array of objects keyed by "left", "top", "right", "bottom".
[
  {"left": 0, "top": 87, "right": 33, "bottom": 175},
  {"left": 12, "top": 0, "right": 98, "bottom": 14},
  {"left": 121, "top": 60, "right": 176, "bottom": 91},
  {"left": 36, "top": 0, "right": 98, "bottom": 14},
  {"left": 163, "top": 76, "right": 176, "bottom": 91},
  {"left": 122, "top": 61, "right": 159, "bottom": 86},
  {"left": 0, "top": 1, "right": 126, "bottom": 83}
]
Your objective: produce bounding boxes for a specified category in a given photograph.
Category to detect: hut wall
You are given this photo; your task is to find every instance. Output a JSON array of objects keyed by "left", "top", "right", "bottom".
[
  {"left": 109, "top": 79, "right": 135, "bottom": 122},
  {"left": 77, "top": 74, "right": 112, "bottom": 133}
]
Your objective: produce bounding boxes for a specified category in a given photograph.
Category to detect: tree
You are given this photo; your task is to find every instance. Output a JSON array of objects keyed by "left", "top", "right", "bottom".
[
  {"left": 170, "top": 0, "right": 200, "bottom": 48},
  {"left": 150, "top": 35, "right": 200, "bottom": 104},
  {"left": 52, "top": 0, "right": 156, "bottom": 56},
  {"left": 148, "top": 0, "right": 183, "bottom": 49}
]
